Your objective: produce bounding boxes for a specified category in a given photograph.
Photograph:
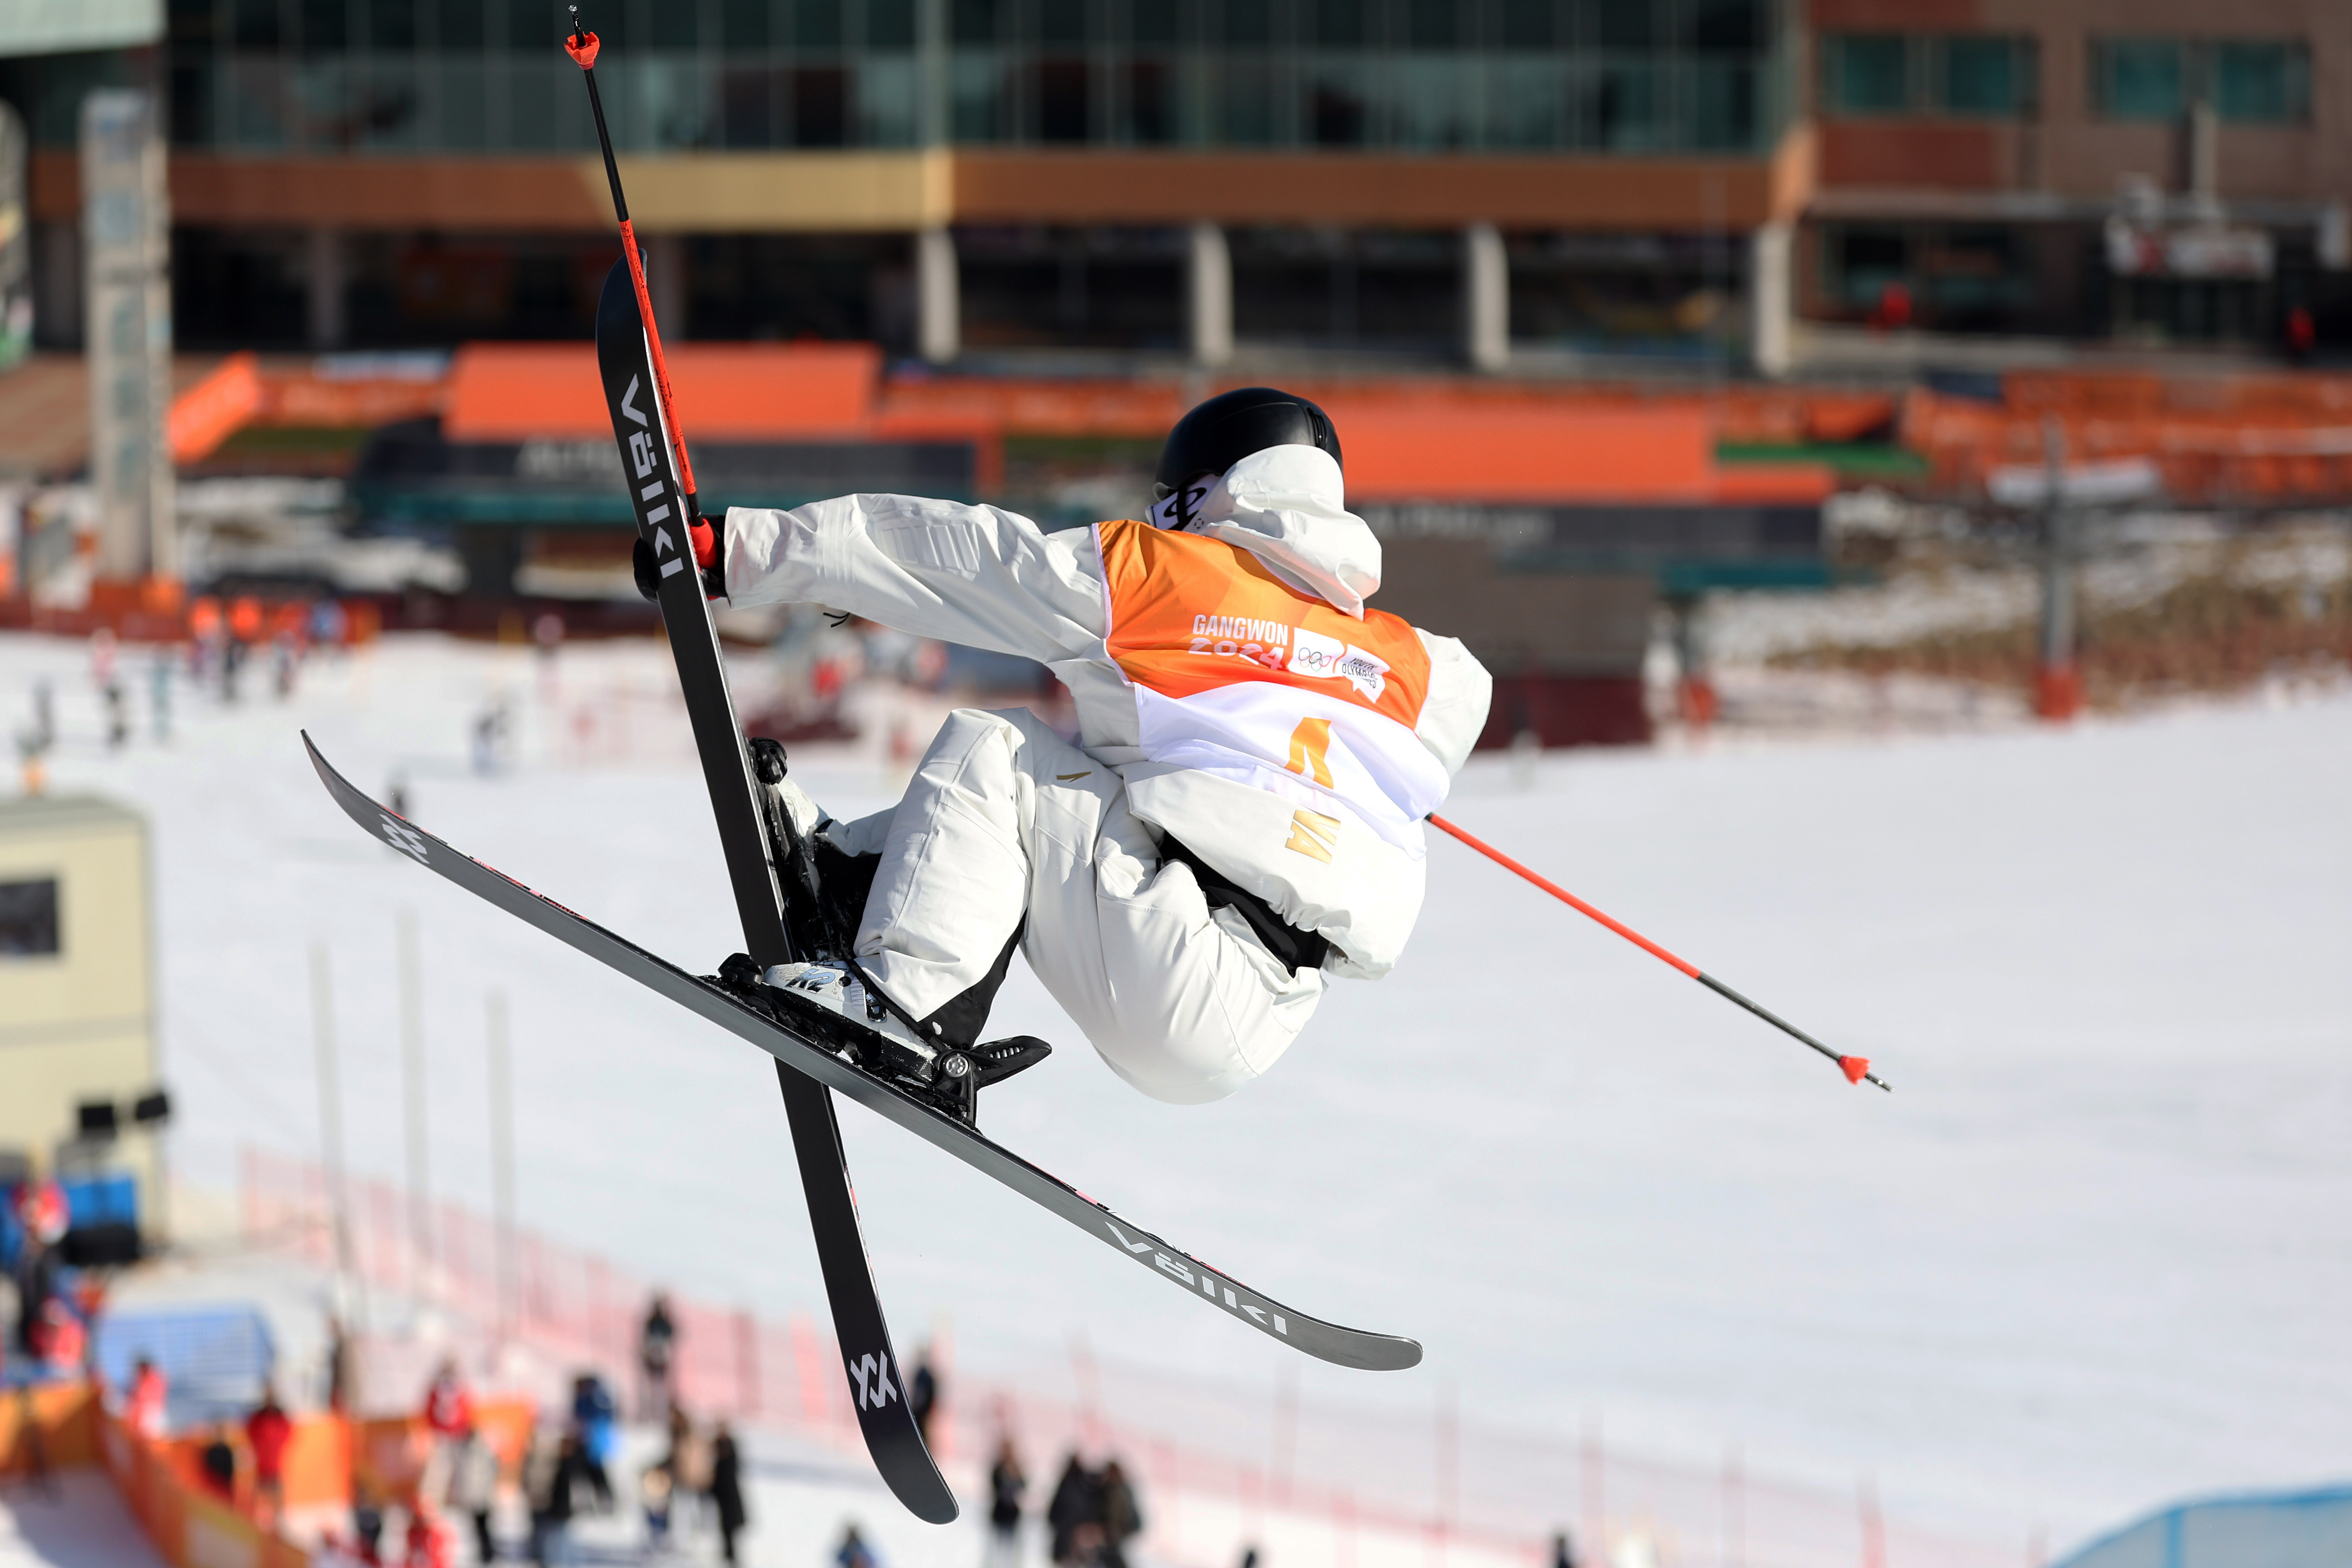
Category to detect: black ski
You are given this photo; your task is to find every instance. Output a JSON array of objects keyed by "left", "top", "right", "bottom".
[
  {"left": 306, "top": 731, "right": 1423, "bottom": 1376},
  {"left": 590, "top": 259, "right": 954, "bottom": 1523}
]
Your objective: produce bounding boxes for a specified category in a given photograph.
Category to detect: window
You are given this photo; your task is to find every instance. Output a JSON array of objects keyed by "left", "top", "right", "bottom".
[
  {"left": 1829, "top": 34, "right": 1908, "bottom": 114},
  {"left": 2092, "top": 38, "right": 2310, "bottom": 122},
  {"left": 1940, "top": 37, "right": 2032, "bottom": 115},
  {"left": 2212, "top": 41, "right": 2307, "bottom": 122},
  {"left": 0, "top": 878, "right": 59, "bottom": 957},
  {"left": 2093, "top": 38, "right": 2184, "bottom": 118}
]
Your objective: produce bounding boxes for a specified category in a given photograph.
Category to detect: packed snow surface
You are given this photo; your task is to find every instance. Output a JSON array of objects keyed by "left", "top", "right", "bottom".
[{"left": 5, "top": 632, "right": 2347, "bottom": 1562}]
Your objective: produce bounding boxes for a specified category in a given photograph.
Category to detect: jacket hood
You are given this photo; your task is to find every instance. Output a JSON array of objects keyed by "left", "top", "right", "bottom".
[{"left": 1144, "top": 445, "right": 1382, "bottom": 618}]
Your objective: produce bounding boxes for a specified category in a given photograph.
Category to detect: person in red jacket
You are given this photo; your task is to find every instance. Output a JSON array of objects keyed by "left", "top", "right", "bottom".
[
  {"left": 421, "top": 1360, "right": 473, "bottom": 1508},
  {"left": 246, "top": 1385, "right": 294, "bottom": 1526},
  {"left": 126, "top": 1357, "right": 168, "bottom": 1438}
]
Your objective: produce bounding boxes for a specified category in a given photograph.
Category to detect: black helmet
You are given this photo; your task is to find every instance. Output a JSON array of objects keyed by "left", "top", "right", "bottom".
[{"left": 1153, "top": 387, "right": 1342, "bottom": 506}]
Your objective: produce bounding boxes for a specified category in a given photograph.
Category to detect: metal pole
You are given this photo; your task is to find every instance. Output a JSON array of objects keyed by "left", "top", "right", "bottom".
[
  {"left": 486, "top": 988, "right": 517, "bottom": 1353},
  {"left": 398, "top": 908, "right": 431, "bottom": 1284},
  {"left": 310, "top": 945, "right": 364, "bottom": 1329},
  {"left": 2036, "top": 415, "right": 2082, "bottom": 720}
]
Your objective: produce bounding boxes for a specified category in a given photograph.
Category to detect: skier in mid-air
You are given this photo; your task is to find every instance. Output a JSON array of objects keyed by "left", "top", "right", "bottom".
[{"left": 639, "top": 387, "right": 1492, "bottom": 1105}]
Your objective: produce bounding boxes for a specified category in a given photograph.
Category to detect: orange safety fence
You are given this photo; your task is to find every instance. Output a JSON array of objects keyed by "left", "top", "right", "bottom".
[
  {"left": 0, "top": 1378, "right": 102, "bottom": 1473},
  {"left": 1902, "top": 382, "right": 2352, "bottom": 505},
  {"left": 98, "top": 1401, "right": 313, "bottom": 1568}
]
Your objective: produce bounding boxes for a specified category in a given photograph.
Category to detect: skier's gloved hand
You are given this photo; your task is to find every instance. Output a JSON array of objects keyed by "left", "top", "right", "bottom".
[{"left": 632, "top": 535, "right": 726, "bottom": 603}]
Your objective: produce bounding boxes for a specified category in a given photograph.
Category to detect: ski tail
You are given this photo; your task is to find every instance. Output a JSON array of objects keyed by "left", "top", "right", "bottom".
[{"left": 589, "top": 259, "right": 957, "bottom": 1524}]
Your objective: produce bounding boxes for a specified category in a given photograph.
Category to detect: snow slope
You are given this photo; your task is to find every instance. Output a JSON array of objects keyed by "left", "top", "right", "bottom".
[{"left": 4, "top": 632, "right": 2346, "bottom": 1562}]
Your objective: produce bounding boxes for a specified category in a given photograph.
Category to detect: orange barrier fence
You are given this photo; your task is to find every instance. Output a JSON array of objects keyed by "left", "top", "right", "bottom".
[
  {"left": 99, "top": 1403, "right": 312, "bottom": 1568},
  {"left": 0, "top": 1379, "right": 101, "bottom": 1474}
]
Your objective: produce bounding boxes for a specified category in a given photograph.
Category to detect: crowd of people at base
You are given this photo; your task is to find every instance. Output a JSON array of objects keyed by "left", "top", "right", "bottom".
[{"left": 981, "top": 1441, "right": 1143, "bottom": 1568}]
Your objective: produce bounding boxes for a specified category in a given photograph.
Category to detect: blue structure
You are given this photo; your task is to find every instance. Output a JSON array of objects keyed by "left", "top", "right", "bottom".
[
  {"left": 91, "top": 1306, "right": 278, "bottom": 1430},
  {"left": 0, "top": 1172, "right": 138, "bottom": 1268},
  {"left": 2052, "top": 1484, "right": 2352, "bottom": 1568}
]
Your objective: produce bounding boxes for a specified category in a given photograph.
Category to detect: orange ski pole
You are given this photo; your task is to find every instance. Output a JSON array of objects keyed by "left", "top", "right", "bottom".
[{"left": 1428, "top": 813, "right": 1890, "bottom": 1092}]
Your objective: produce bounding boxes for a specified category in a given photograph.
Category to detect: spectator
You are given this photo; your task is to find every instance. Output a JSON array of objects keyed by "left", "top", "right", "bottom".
[
  {"left": 641, "top": 1459, "right": 675, "bottom": 1552},
  {"left": 451, "top": 1427, "right": 501, "bottom": 1566},
  {"left": 406, "top": 1508, "right": 454, "bottom": 1568},
  {"left": 638, "top": 1294, "right": 677, "bottom": 1420},
  {"left": 837, "top": 1523, "right": 878, "bottom": 1568},
  {"left": 908, "top": 1347, "right": 939, "bottom": 1441},
  {"left": 665, "top": 1404, "right": 710, "bottom": 1534},
  {"left": 199, "top": 1425, "right": 237, "bottom": 1500},
  {"left": 9, "top": 1162, "right": 67, "bottom": 1355},
  {"left": 246, "top": 1386, "right": 293, "bottom": 1528},
  {"left": 126, "top": 1356, "right": 168, "bottom": 1438},
  {"left": 1551, "top": 1530, "right": 1581, "bottom": 1568},
  {"left": 1098, "top": 1459, "right": 1142, "bottom": 1568},
  {"left": 986, "top": 1436, "right": 1026, "bottom": 1568},
  {"left": 525, "top": 1428, "right": 584, "bottom": 1568},
  {"left": 709, "top": 1420, "right": 746, "bottom": 1566},
  {"left": 422, "top": 1360, "right": 473, "bottom": 1506},
  {"left": 1045, "top": 1453, "right": 1103, "bottom": 1568},
  {"left": 568, "top": 1374, "right": 616, "bottom": 1511},
  {"left": 325, "top": 1314, "right": 355, "bottom": 1413}
]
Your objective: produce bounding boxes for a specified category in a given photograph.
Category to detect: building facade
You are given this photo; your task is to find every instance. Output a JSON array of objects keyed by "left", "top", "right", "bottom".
[{"left": 7, "top": 0, "right": 2348, "bottom": 369}]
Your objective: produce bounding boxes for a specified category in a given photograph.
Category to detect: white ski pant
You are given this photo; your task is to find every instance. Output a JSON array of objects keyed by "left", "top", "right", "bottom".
[{"left": 836, "top": 708, "right": 1326, "bottom": 1104}]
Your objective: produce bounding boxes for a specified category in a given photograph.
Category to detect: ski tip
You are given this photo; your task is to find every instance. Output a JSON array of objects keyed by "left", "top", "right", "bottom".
[{"left": 1838, "top": 1054, "right": 1871, "bottom": 1086}]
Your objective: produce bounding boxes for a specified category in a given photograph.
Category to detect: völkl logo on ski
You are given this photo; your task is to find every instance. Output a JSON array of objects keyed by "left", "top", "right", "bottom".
[
  {"left": 847, "top": 1350, "right": 898, "bottom": 1412},
  {"left": 378, "top": 813, "right": 428, "bottom": 865},
  {"left": 1105, "top": 1221, "right": 1288, "bottom": 1337}
]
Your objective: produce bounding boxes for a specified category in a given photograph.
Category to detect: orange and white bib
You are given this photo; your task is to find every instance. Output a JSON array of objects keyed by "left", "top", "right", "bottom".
[{"left": 1095, "top": 517, "right": 1448, "bottom": 850}]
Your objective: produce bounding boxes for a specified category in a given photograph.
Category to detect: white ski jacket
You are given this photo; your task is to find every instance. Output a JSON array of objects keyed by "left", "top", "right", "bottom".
[{"left": 722, "top": 446, "right": 1493, "bottom": 979}]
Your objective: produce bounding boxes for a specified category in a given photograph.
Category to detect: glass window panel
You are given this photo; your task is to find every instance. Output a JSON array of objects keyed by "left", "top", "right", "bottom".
[
  {"left": 1306, "top": 61, "right": 1371, "bottom": 143},
  {"left": 1122, "top": 57, "right": 1173, "bottom": 140},
  {"left": 951, "top": 51, "right": 1004, "bottom": 136},
  {"left": 1039, "top": 0, "right": 1085, "bottom": 44},
  {"left": 721, "top": 66, "right": 776, "bottom": 143},
  {"left": 506, "top": 0, "right": 549, "bottom": 50},
  {"left": 1684, "top": 0, "right": 1756, "bottom": 52},
  {"left": 645, "top": 56, "right": 713, "bottom": 146},
  {"left": 796, "top": 0, "right": 843, "bottom": 48},
  {"left": 1686, "top": 59, "right": 1752, "bottom": 147},
  {"left": 793, "top": 64, "right": 848, "bottom": 142},
  {"left": 1499, "top": 0, "right": 1552, "bottom": 50},
  {"left": 869, "top": 0, "right": 915, "bottom": 46},
  {"left": 1037, "top": 57, "right": 1089, "bottom": 139},
  {"left": 1407, "top": 0, "right": 1455, "bottom": 48},
  {"left": 2096, "top": 38, "right": 2182, "bottom": 119},
  {"left": 1315, "top": 0, "right": 1364, "bottom": 47},
  {"left": 171, "top": 0, "right": 221, "bottom": 47},
  {"left": 1592, "top": 0, "right": 1654, "bottom": 51},
  {"left": 2213, "top": 41, "right": 2306, "bottom": 123},
  {"left": 287, "top": 53, "right": 348, "bottom": 146},
  {"left": 953, "top": 0, "right": 997, "bottom": 44},
  {"left": 1130, "top": 1, "right": 1176, "bottom": 45},
  {"left": 356, "top": 58, "right": 423, "bottom": 144},
  {"left": 1940, "top": 36, "right": 2017, "bottom": 114},
  {"left": 1594, "top": 60, "right": 1658, "bottom": 147},
  {"left": 169, "top": 59, "right": 214, "bottom": 144},
  {"left": 436, "top": 0, "right": 482, "bottom": 47},
  {"left": 1394, "top": 56, "right": 1473, "bottom": 147},
  {"left": 1221, "top": 1, "right": 1270, "bottom": 46},
  {"left": 1221, "top": 59, "right": 1276, "bottom": 141},
  {"left": 233, "top": 0, "right": 281, "bottom": 49},
  {"left": 0, "top": 879, "right": 59, "bottom": 957},
  {"left": 652, "top": 3, "right": 696, "bottom": 45},
  {"left": 506, "top": 56, "right": 563, "bottom": 146},
  {"left": 1490, "top": 57, "right": 1565, "bottom": 145},
  {"left": 860, "top": 54, "right": 916, "bottom": 142},
  {"left": 440, "top": 55, "right": 488, "bottom": 145},
  {"left": 1829, "top": 34, "right": 1907, "bottom": 113},
  {"left": 229, "top": 54, "right": 290, "bottom": 145},
  {"left": 723, "top": 0, "right": 772, "bottom": 46},
  {"left": 370, "top": 0, "right": 418, "bottom": 49}
]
